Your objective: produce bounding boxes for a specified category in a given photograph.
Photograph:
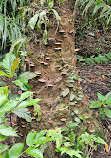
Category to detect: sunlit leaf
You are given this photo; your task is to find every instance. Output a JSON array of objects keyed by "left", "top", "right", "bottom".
[
  {"left": 0, "top": 125, "right": 18, "bottom": 137},
  {"left": 26, "top": 131, "right": 37, "bottom": 146},
  {"left": 0, "top": 144, "right": 10, "bottom": 154},
  {"left": 9, "top": 143, "right": 24, "bottom": 158},
  {"left": 26, "top": 147, "right": 43, "bottom": 158}
]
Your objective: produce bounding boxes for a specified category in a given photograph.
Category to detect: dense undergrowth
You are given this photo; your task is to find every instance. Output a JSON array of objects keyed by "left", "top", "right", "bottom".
[{"left": 0, "top": 0, "right": 111, "bottom": 157}]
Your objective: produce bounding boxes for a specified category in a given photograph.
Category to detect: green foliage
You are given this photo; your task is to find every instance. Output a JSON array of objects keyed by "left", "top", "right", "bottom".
[
  {"left": 0, "top": 0, "right": 30, "bottom": 51},
  {"left": 90, "top": 92, "right": 111, "bottom": 119},
  {"left": 28, "top": 6, "right": 61, "bottom": 45},
  {"left": 75, "top": 0, "right": 111, "bottom": 26},
  {"left": 77, "top": 52, "right": 111, "bottom": 65}
]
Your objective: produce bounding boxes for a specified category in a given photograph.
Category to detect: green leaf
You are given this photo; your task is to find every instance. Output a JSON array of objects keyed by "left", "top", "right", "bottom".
[
  {"left": 34, "top": 137, "right": 53, "bottom": 145},
  {"left": 2, "top": 151, "right": 9, "bottom": 158},
  {"left": 52, "top": 9, "right": 61, "bottom": 32},
  {"left": 0, "top": 135, "right": 7, "bottom": 142},
  {"left": 48, "top": 1, "right": 54, "bottom": 10},
  {"left": 43, "top": 30, "right": 48, "bottom": 45},
  {"left": 18, "top": 72, "right": 37, "bottom": 80},
  {"left": 19, "top": 91, "right": 31, "bottom": 102},
  {"left": 94, "top": 137, "right": 106, "bottom": 144},
  {"left": 13, "top": 108, "right": 32, "bottom": 122},
  {"left": 105, "top": 92, "right": 111, "bottom": 101},
  {"left": 97, "top": 93, "right": 105, "bottom": 102},
  {"left": 0, "top": 144, "right": 10, "bottom": 154},
  {"left": 26, "top": 131, "right": 37, "bottom": 146},
  {"left": 28, "top": 14, "right": 39, "bottom": 30},
  {"left": 59, "top": 147, "right": 82, "bottom": 158},
  {"left": 0, "top": 81, "right": 6, "bottom": 86},
  {"left": 104, "top": 108, "right": 111, "bottom": 118},
  {"left": 36, "top": 130, "right": 47, "bottom": 140},
  {"left": 26, "top": 147, "right": 43, "bottom": 158},
  {"left": 18, "top": 98, "right": 42, "bottom": 108},
  {"left": 74, "top": 108, "right": 79, "bottom": 114},
  {"left": 9, "top": 38, "right": 27, "bottom": 54},
  {"left": 0, "top": 114, "right": 7, "bottom": 123},
  {"left": 0, "top": 125, "right": 18, "bottom": 137},
  {"left": 11, "top": 58, "right": 20, "bottom": 77},
  {"left": 74, "top": 117, "right": 81, "bottom": 123},
  {"left": 61, "top": 88, "right": 69, "bottom": 97},
  {"left": 0, "top": 86, "right": 8, "bottom": 107},
  {"left": 13, "top": 78, "right": 32, "bottom": 91},
  {"left": 0, "top": 71, "right": 10, "bottom": 78},
  {"left": 34, "top": 104, "right": 42, "bottom": 121},
  {"left": 0, "top": 100, "right": 18, "bottom": 114},
  {"left": 90, "top": 101, "right": 102, "bottom": 108},
  {"left": 2, "top": 53, "right": 16, "bottom": 76},
  {"left": 9, "top": 143, "right": 24, "bottom": 158}
]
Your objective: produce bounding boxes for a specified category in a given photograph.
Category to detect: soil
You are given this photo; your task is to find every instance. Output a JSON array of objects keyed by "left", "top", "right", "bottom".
[{"left": 0, "top": 0, "right": 111, "bottom": 158}]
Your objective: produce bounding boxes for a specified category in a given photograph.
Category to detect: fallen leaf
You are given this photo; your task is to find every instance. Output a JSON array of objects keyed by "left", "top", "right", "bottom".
[{"left": 105, "top": 144, "right": 109, "bottom": 152}]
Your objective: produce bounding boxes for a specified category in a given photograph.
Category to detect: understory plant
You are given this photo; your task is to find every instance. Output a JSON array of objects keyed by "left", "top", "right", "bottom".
[
  {"left": 90, "top": 92, "right": 111, "bottom": 120},
  {"left": 0, "top": 52, "right": 37, "bottom": 91},
  {"left": 77, "top": 52, "right": 111, "bottom": 65},
  {"left": 75, "top": 0, "right": 111, "bottom": 27},
  {"left": 28, "top": 1, "right": 61, "bottom": 45}
]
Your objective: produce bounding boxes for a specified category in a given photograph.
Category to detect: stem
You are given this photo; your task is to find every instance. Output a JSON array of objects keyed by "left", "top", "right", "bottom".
[{"left": 10, "top": 78, "right": 12, "bottom": 92}]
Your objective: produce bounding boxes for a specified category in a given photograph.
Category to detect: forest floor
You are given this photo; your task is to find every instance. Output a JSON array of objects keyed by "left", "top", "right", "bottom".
[{"left": 0, "top": 1, "right": 111, "bottom": 158}]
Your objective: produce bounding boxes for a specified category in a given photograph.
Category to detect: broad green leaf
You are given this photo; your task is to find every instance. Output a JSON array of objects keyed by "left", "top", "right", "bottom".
[
  {"left": 0, "top": 144, "right": 10, "bottom": 154},
  {"left": 106, "top": 100, "right": 111, "bottom": 106},
  {"left": 59, "top": 0, "right": 63, "bottom": 4},
  {"left": 26, "top": 147, "right": 43, "bottom": 158},
  {"left": 19, "top": 91, "right": 31, "bottom": 102},
  {"left": 104, "top": 108, "right": 111, "bottom": 118},
  {"left": 34, "top": 137, "right": 53, "bottom": 145},
  {"left": 0, "top": 125, "right": 18, "bottom": 137},
  {"left": 2, "top": 151, "right": 9, "bottom": 158},
  {"left": 97, "top": 93, "right": 105, "bottom": 102},
  {"left": 105, "top": 92, "right": 111, "bottom": 101},
  {"left": 43, "top": 30, "right": 48, "bottom": 45},
  {"left": 13, "top": 78, "right": 32, "bottom": 91},
  {"left": 94, "top": 137, "right": 106, "bottom": 144},
  {"left": 0, "top": 135, "right": 7, "bottom": 142},
  {"left": 0, "top": 86, "right": 8, "bottom": 106},
  {"left": 67, "top": 122, "right": 79, "bottom": 129},
  {"left": 36, "top": 130, "right": 47, "bottom": 140},
  {"left": 61, "top": 88, "right": 69, "bottom": 97},
  {"left": 0, "top": 81, "right": 6, "bottom": 86},
  {"left": 0, "top": 114, "right": 7, "bottom": 123},
  {"left": 28, "top": 14, "right": 39, "bottom": 30},
  {"left": 34, "top": 104, "right": 42, "bottom": 121},
  {"left": 18, "top": 72, "right": 37, "bottom": 80},
  {"left": 11, "top": 58, "right": 20, "bottom": 77},
  {"left": 26, "top": 131, "right": 37, "bottom": 146},
  {"left": 18, "top": 98, "right": 42, "bottom": 108},
  {"left": 0, "top": 100, "right": 18, "bottom": 114},
  {"left": 0, "top": 71, "right": 10, "bottom": 78},
  {"left": 9, "top": 143, "right": 24, "bottom": 158},
  {"left": 3, "top": 53, "right": 16, "bottom": 76},
  {"left": 90, "top": 101, "right": 102, "bottom": 108},
  {"left": 13, "top": 108, "right": 32, "bottom": 122},
  {"left": 74, "top": 117, "right": 81, "bottom": 123}
]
